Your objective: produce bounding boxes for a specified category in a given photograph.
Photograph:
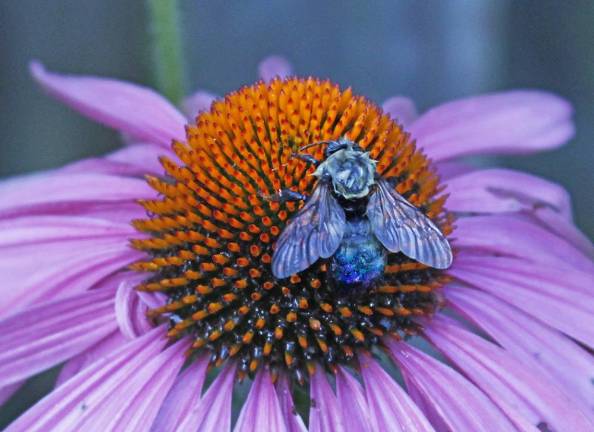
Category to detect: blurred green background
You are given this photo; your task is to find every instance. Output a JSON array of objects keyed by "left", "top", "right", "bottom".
[{"left": 0, "top": 0, "right": 593, "bottom": 425}]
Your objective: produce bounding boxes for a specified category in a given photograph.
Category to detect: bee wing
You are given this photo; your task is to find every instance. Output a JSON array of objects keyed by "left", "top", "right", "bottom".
[
  {"left": 272, "top": 182, "right": 346, "bottom": 279},
  {"left": 367, "top": 179, "right": 452, "bottom": 269}
]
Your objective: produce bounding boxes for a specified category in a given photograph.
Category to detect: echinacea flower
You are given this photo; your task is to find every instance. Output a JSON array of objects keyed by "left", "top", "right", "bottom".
[{"left": 1, "top": 56, "right": 593, "bottom": 432}]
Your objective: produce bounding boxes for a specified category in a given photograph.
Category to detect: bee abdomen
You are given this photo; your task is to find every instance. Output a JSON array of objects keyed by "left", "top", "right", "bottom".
[{"left": 329, "top": 218, "right": 386, "bottom": 295}]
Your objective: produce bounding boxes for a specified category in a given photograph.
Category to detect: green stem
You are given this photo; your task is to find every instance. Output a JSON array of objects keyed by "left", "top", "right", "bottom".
[{"left": 146, "top": 0, "right": 186, "bottom": 104}]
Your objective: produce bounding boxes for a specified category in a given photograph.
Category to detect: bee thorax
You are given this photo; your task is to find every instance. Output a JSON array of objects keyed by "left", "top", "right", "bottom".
[{"left": 314, "top": 146, "right": 377, "bottom": 200}]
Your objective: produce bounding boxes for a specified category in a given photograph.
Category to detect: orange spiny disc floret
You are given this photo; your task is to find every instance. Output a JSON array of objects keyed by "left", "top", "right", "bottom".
[{"left": 131, "top": 77, "right": 452, "bottom": 383}]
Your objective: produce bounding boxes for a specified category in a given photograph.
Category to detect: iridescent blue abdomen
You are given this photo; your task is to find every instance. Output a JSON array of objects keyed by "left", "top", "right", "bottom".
[{"left": 329, "top": 217, "right": 386, "bottom": 295}]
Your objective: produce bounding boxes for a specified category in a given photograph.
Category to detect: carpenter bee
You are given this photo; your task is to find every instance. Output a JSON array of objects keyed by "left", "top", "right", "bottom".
[{"left": 269, "top": 137, "right": 452, "bottom": 291}]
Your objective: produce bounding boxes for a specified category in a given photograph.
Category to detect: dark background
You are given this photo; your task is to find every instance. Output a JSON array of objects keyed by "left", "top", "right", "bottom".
[{"left": 0, "top": 0, "right": 593, "bottom": 424}]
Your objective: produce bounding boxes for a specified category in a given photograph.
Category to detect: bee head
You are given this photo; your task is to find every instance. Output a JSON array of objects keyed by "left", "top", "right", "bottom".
[{"left": 314, "top": 144, "right": 377, "bottom": 200}]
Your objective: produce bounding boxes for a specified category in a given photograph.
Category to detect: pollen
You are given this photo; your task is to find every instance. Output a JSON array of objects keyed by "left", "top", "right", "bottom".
[{"left": 131, "top": 77, "right": 452, "bottom": 382}]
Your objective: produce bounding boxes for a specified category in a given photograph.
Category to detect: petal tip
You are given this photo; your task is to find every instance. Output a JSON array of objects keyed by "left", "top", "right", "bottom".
[
  {"left": 29, "top": 59, "right": 46, "bottom": 82},
  {"left": 258, "top": 56, "right": 293, "bottom": 82}
]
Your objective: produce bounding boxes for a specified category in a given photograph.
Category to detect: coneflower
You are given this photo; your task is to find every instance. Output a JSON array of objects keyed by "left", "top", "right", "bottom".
[{"left": 1, "top": 57, "right": 592, "bottom": 432}]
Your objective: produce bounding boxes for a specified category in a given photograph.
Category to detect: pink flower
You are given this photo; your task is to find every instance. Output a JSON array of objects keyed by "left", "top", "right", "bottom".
[{"left": 1, "top": 56, "right": 593, "bottom": 432}]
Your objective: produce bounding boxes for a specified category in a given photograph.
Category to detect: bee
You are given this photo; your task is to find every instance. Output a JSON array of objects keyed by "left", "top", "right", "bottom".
[{"left": 269, "top": 137, "right": 452, "bottom": 292}]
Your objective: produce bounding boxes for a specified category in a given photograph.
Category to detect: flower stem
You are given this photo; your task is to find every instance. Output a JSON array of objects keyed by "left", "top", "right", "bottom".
[{"left": 146, "top": 0, "right": 186, "bottom": 104}]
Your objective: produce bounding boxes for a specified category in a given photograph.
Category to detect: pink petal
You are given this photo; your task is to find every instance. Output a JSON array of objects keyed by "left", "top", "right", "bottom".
[
  {"left": 434, "top": 161, "right": 475, "bottom": 180},
  {"left": 98, "top": 341, "right": 188, "bottom": 431},
  {"left": 182, "top": 90, "right": 218, "bottom": 120},
  {"left": 382, "top": 96, "right": 418, "bottom": 127},
  {"left": 115, "top": 276, "right": 154, "bottom": 339},
  {"left": 309, "top": 366, "right": 345, "bottom": 432},
  {"left": 5, "top": 327, "right": 177, "bottom": 431},
  {"left": 445, "top": 168, "right": 572, "bottom": 219},
  {"left": 0, "top": 170, "right": 147, "bottom": 221},
  {"left": 386, "top": 339, "right": 517, "bottom": 432},
  {"left": 0, "top": 236, "right": 141, "bottom": 314},
  {"left": 152, "top": 355, "right": 209, "bottom": 432},
  {"left": 258, "top": 56, "right": 293, "bottom": 82},
  {"left": 137, "top": 290, "right": 168, "bottom": 310},
  {"left": 409, "top": 91, "right": 574, "bottom": 161},
  {"left": 528, "top": 208, "right": 594, "bottom": 258},
  {"left": 335, "top": 367, "right": 371, "bottom": 432},
  {"left": 455, "top": 215, "right": 594, "bottom": 273},
  {"left": 176, "top": 363, "right": 236, "bottom": 432},
  {"left": 0, "top": 172, "right": 154, "bottom": 220},
  {"left": 358, "top": 354, "right": 434, "bottom": 432},
  {"left": 30, "top": 61, "right": 186, "bottom": 147},
  {"left": 0, "top": 215, "right": 135, "bottom": 248},
  {"left": 0, "top": 382, "right": 24, "bottom": 406},
  {"left": 454, "top": 253, "right": 593, "bottom": 296},
  {"left": 0, "top": 289, "right": 117, "bottom": 388},
  {"left": 0, "top": 215, "right": 141, "bottom": 314},
  {"left": 450, "top": 255, "right": 594, "bottom": 347},
  {"left": 63, "top": 143, "right": 173, "bottom": 178},
  {"left": 234, "top": 369, "right": 288, "bottom": 432},
  {"left": 55, "top": 331, "right": 129, "bottom": 387},
  {"left": 107, "top": 142, "right": 174, "bottom": 168},
  {"left": 446, "top": 284, "right": 594, "bottom": 414},
  {"left": 60, "top": 158, "right": 152, "bottom": 178},
  {"left": 276, "top": 374, "right": 308, "bottom": 432},
  {"left": 424, "top": 315, "right": 594, "bottom": 431},
  {"left": 0, "top": 199, "right": 144, "bottom": 226}
]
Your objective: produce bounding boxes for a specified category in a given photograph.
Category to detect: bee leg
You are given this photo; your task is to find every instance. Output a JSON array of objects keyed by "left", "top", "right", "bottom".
[
  {"left": 291, "top": 153, "right": 320, "bottom": 167},
  {"left": 260, "top": 189, "right": 308, "bottom": 203}
]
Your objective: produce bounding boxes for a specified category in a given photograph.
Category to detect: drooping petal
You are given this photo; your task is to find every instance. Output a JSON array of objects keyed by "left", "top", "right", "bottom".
[
  {"left": 445, "top": 168, "right": 572, "bottom": 219},
  {"left": 60, "top": 157, "right": 152, "bottom": 178},
  {"left": 4, "top": 202, "right": 144, "bottom": 226},
  {"left": 276, "top": 374, "right": 308, "bottom": 432},
  {"left": 151, "top": 355, "right": 209, "bottom": 432},
  {"left": 0, "top": 382, "right": 24, "bottom": 406},
  {"left": 0, "top": 236, "right": 140, "bottom": 313},
  {"left": 434, "top": 161, "right": 475, "bottom": 180},
  {"left": 424, "top": 315, "right": 594, "bottom": 431},
  {"left": 115, "top": 276, "right": 154, "bottom": 339},
  {"left": 528, "top": 208, "right": 594, "bottom": 258},
  {"left": 182, "top": 90, "right": 218, "bottom": 120},
  {"left": 100, "top": 340, "right": 187, "bottom": 431},
  {"left": 454, "top": 253, "right": 593, "bottom": 297},
  {"left": 386, "top": 339, "right": 518, "bottom": 432},
  {"left": 30, "top": 61, "right": 186, "bottom": 147},
  {"left": 8, "top": 329, "right": 166, "bottom": 431},
  {"left": 0, "top": 215, "right": 135, "bottom": 247},
  {"left": 176, "top": 363, "right": 236, "bottom": 432},
  {"left": 382, "top": 96, "right": 418, "bottom": 127},
  {"left": 335, "top": 367, "right": 371, "bottom": 432},
  {"left": 5, "top": 326, "right": 169, "bottom": 431},
  {"left": 309, "top": 366, "right": 345, "bottom": 432},
  {"left": 137, "top": 290, "right": 168, "bottom": 310},
  {"left": 0, "top": 215, "right": 141, "bottom": 314},
  {"left": 0, "top": 167, "right": 157, "bottom": 224},
  {"left": 450, "top": 255, "right": 594, "bottom": 347},
  {"left": 55, "top": 331, "right": 129, "bottom": 387},
  {"left": 258, "top": 56, "right": 293, "bottom": 82},
  {"left": 446, "top": 284, "right": 594, "bottom": 414},
  {"left": 234, "top": 369, "right": 288, "bottom": 432},
  {"left": 0, "top": 172, "right": 153, "bottom": 210},
  {"left": 409, "top": 90, "right": 574, "bottom": 161},
  {"left": 63, "top": 143, "right": 174, "bottom": 177},
  {"left": 0, "top": 288, "right": 117, "bottom": 388},
  {"left": 358, "top": 354, "right": 434, "bottom": 432},
  {"left": 455, "top": 215, "right": 594, "bottom": 273}
]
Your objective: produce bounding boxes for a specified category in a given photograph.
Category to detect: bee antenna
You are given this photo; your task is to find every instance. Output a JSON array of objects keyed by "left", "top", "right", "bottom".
[{"left": 298, "top": 140, "right": 332, "bottom": 152}]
